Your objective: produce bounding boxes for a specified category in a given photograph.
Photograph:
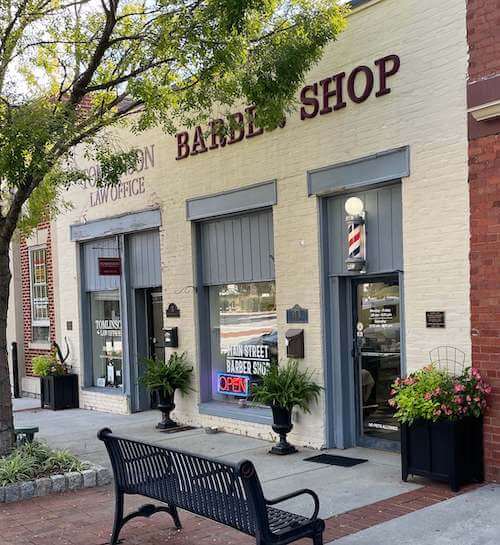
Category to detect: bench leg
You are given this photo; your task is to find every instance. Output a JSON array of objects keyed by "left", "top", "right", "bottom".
[
  {"left": 110, "top": 491, "right": 124, "bottom": 545},
  {"left": 170, "top": 505, "right": 182, "bottom": 530},
  {"left": 312, "top": 531, "right": 323, "bottom": 545}
]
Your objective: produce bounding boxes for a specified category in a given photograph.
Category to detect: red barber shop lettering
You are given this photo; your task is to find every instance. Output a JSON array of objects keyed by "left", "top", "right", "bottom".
[
  {"left": 176, "top": 105, "right": 277, "bottom": 160},
  {"left": 175, "top": 54, "right": 400, "bottom": 160},
  {"left": 300, "top": 54, "right": 400, "bottom": 120}
]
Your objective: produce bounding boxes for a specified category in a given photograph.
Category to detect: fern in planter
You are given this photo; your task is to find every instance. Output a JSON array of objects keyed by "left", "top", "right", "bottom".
[
  {"left": 140, "top": 352, "right": 193, "bottom": 430},
  {"left": 252, "top": 360, "right": 322, "bottom": 455},
  {"left": 252, "top": 360, "right": 322, "bottom": 412}
]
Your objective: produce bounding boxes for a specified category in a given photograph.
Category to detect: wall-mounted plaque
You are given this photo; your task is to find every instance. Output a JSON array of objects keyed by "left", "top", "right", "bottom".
[
  {"left": 166, "top": 303, "right": 180, "bottom": 318},
  {"left": 426, "top": 311, "right": 446, "bottom": 328},
  {"left": 98, "top": 257, "right": 121, "bottom": 276},
  {"left": 286, "top": 304, "right": 309, "bottom": 324}
]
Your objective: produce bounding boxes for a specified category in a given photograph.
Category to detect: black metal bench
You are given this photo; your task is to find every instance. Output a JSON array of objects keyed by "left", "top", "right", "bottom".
[{"left": 98, "top": 428, "right": 325, "bottom": 545}]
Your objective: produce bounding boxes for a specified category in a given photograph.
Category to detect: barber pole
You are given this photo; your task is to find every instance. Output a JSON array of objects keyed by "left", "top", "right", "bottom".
[{"left": 345, "top": 215, "right": 366, "bottom": 272}]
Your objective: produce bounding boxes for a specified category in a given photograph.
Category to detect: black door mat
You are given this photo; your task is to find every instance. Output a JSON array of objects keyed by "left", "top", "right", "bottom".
[
  {"left": 303, "top": 454, "right": 368, "bottom": 467},
  {"left": 158, "top": 425, "right": 196, "bottom": 434}
]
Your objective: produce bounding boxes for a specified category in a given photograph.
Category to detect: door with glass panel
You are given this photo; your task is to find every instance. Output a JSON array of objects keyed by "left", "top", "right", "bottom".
[{"left": 353, "top": 277, "right": 401, "bottom": 449}]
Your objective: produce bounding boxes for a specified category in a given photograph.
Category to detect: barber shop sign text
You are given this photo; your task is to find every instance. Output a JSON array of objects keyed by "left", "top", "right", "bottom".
[{"left": 176, "top": 54, "right": 400, "bottom": 160}]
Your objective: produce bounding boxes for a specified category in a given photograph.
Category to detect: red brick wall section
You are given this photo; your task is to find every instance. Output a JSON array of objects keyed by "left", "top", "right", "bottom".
[
  {"left": 469, "top": 135, "right": 500, "bottom": 482},
  {"left": 468, "top": 0, "right": 500, "bottom": 482},
  {"left": 467, "top": 0, "right": 500, "bottom": 83},
  {"left": 20, "top": 222, "right": 56, "bottom": 376}
]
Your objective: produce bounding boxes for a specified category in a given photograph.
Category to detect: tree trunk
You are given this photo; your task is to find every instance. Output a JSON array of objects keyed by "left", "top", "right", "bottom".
[{"left": 0, "top": 247, "right": 14, "bottom": 456}]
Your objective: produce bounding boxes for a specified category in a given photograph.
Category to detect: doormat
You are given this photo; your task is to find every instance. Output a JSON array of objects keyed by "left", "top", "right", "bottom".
[
  {"left": 303, "top": 454, "right": 368, "bottom": 467},
  {"left": 158, "top": 425, "right": 196, "bottom": 434}
]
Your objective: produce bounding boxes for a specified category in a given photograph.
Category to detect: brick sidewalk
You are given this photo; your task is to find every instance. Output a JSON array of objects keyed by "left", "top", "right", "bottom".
[{"left": 0, "top": 483, "right": 477, "bottom": 545}]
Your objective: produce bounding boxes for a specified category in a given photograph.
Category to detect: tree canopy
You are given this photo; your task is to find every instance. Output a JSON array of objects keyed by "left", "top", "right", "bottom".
[{"left": 0, "top": 0, "right": 347, "bottom": 455}]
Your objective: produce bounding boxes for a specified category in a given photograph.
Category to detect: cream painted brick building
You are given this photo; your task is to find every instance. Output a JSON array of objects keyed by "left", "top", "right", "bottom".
[{"left": 47, "top": 0, "right": 470, "bottom": 450}]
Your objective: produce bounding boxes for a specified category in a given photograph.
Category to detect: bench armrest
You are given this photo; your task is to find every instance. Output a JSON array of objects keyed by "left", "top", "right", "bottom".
[{"left": 266, "top": 489, "right": 320, "bottom": 520}]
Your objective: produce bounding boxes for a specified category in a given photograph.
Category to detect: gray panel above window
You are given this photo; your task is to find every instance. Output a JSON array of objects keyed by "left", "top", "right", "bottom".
[
  {"left": 326, "top": 184, "right": 403, "bottom": 275},
  {"left": 128, "top": 230, "right": 161, "bottom": 289},
  {"left": 308, "top": 146, "right": 410, "bottom": 196},
  {"left": 201, "top": 210, "right": 275, "bottom": 285},
  {"left": 186, "top": 180, "right": 277, "bottom": 221},
  {"left": 71, "top": 208, "right": 161, "bottom": 242},
  {"left": 83, "top": 237, "right": 120, "bottom": 291}
]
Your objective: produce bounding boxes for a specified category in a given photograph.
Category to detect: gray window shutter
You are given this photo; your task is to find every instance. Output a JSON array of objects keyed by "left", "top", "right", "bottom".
[{"left": 200, "top": 210, "right": 275, "bottom": 285}]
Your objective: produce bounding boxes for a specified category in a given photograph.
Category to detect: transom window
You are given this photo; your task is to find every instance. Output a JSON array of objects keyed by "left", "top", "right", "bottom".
[{"left": 29, "top": 247, "right": 50, "bottom": 342}]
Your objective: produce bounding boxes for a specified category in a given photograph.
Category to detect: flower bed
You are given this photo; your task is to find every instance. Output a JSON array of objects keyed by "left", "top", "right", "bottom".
[{"left": 0, "top": 442, "right": 110, "bottom": 503}]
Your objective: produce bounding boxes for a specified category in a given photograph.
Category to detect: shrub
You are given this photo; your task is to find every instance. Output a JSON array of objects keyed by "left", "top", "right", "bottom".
[
  {"left": 32, "top": 350, "right": 67, "bottom": 377},
  {"left": 251, "top": 360, "right": 322, "bottom": 412},
  {"left": 389, "top": 365, "right": 492, "bottom": 424},
  {"left": 0, "top": 441, "right": 88, "bottom": 486}
]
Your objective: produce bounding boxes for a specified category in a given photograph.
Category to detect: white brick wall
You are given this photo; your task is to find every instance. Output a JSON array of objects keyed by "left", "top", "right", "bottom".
[{"left": 53, "top": 0, "right": 469, "bottom": 448}]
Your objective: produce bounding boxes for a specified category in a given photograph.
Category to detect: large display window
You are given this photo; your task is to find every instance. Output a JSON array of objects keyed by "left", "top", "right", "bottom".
[
  {"left": 209, "top": 281, "right": 277, "bottom": 402},
  {"left": 90, "top": 290, "right": 123, "bottom": 388}
]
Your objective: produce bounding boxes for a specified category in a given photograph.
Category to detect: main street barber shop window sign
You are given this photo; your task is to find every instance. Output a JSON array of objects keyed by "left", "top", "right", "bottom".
[
  {"left": 216, "top": 344, "right": 271, "bottom": 398},
  {"left": 176, "top": 54, "right": 400, "bottom": 159}
]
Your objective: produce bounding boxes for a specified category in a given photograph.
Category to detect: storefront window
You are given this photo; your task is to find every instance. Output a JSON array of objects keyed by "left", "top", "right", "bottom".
[
  {"left": 90, "top": 290, "right": 123, "bottom": 388},
  {"left": 209, "top": 282, "right": 277, "bottom": 402}
]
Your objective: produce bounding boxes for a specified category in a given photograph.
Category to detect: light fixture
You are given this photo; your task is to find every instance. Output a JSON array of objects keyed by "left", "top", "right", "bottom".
[
  {"left": 344, "top": 196, "right": 364, "bottom": 217},
  {"left": 344, "top": 197, "right": 366, "bottom": 272}
]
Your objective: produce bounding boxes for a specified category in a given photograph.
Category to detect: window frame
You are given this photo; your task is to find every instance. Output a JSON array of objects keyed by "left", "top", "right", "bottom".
[{"left": 28, "top": 245, "right": 50, "bottom": 343}]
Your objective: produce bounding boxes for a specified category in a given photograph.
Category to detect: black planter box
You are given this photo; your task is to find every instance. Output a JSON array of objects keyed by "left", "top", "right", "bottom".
[
  {"left": 401, "top": 416, "right": 484, "bottom": 492},
  {"left": 40, "top": 374, "right": 79, "bottom": 410}
]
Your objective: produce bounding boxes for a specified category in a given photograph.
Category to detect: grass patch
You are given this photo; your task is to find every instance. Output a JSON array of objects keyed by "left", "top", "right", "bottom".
[{"left": 0, "top": 442, "right": 89, "bottom": 486}]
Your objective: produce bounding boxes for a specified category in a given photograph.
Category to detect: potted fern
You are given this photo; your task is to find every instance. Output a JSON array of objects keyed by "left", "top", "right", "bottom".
[
  {"left": 140, "top": 352, "right": 193, "bottom": 429},
  {"left": 252, "top": 360, "right": 322, "bottom": 455}
]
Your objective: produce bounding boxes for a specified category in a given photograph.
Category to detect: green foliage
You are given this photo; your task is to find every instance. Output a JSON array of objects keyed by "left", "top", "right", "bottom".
[
  {"left": 31, "top": 351, "right": 67, "bottom": 377},
  {"left": 139, "top": 352, "right": 194, "bottom": 397},
  {"left": 390, "top": 365, "right": 492, "bottom": 424},
  {"left": 251, "top": 360, "right": 322, "bottom": 412},
  {"left": 0, "top": 441, "right": 88, "bottom": 486}
]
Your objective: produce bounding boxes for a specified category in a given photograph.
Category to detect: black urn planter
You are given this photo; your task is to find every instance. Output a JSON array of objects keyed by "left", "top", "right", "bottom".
[
  {"left": 40, "top": 374, "right": 79, "bottom": 410},
  {"left": 270, "top": 405, "right": 297, "bottom": 455},
  {"left": 156, "top": 391, "right": 178, "bottom": 430},
  {"left": 401, "top": 416, "right": 484, "bottom": 492}
]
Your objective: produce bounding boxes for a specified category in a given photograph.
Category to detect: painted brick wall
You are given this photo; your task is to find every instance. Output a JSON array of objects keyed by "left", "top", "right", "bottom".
[
  {"left": 468, "top": 0, "right": 500, "bottom": 481},
  {"left": 20, "top": 222, "right": 56, "bottom": 376},
  {"left": 53, "top": 0, "right": 470, "bottom": 448}
]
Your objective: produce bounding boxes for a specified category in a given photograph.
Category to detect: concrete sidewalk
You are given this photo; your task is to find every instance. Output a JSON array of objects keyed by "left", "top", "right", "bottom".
[
  {"left": 9, "top": 407, "right": 499, "bottom": 544},
  {"left": 331, "top": 484, "right": 500, "bottom": 545},
  {"left": 14, "top": 407, "right": 420, "bottom": 519}
]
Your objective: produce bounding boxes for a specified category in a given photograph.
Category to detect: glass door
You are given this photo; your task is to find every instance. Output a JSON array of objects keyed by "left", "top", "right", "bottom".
[
  {"left": 148, "top": 289, "right": 165, "bottom": 361},
  {"left": 354, "top": 278, "right": 401, "bottom": 449}
]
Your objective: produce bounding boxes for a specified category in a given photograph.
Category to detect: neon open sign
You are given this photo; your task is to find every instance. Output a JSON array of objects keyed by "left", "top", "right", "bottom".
[{"left": 216, "top": 372, "right": 250, "bottom": 397}]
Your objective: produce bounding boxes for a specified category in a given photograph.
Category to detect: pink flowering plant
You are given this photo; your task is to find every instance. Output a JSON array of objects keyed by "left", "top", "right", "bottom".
[{"left": 389, "top": 365, "right": 491, "bottom": 424}]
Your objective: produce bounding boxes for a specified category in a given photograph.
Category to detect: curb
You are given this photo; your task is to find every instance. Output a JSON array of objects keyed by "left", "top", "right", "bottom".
[{"left": 0, "top": 463, "right": 112, "bottom": 504}]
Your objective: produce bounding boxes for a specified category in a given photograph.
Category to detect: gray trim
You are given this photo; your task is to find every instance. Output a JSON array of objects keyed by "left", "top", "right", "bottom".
[
  {"left": 186, "top": 180, "right": 277, "bottom": 221},
  {"left": 199, "top": 402, "right": 272, "bottom": 425},
  {"left": 350, "top": 0, "right": 372, "bottom": 8},
  {"left": 79, "top": 244, "right": 93, "bottom": 389},
  {"left": 70, "top": 208, "right": 161, "bottom": 241},
  {"left": 307, "top": 146, "right": 410, "bottom": 196},
  {"left": 195, "top": 223, "right": 212, "bottom": 403},
  {"left": 120, "top": 234, "right": 132, "bottom": 398}
]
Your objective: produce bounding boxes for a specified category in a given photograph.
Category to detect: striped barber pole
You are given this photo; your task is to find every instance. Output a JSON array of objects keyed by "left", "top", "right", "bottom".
[{"left": 348, "top": 222, "right": 362, "bottom": 259}]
